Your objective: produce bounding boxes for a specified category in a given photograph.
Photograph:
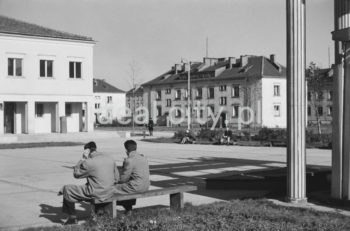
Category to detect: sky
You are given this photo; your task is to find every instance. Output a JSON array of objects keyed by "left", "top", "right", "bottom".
[{"left": 0, "top": 0, "right": 333, "bottom": 91}]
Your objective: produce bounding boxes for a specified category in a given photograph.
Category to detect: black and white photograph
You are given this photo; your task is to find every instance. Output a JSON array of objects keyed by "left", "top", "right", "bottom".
[{"left": 1, "top": 0, "right": 350, "bottom": 230}]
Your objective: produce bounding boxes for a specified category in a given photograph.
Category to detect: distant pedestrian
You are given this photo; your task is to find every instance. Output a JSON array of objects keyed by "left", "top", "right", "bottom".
[{"left": 148, "top": 118, "right": 154, "bottom": 136}]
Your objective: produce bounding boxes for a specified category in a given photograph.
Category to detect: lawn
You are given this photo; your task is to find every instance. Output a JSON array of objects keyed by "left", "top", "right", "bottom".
[{"left": 21, "top": 199, "right": 350, "bottom": 231}]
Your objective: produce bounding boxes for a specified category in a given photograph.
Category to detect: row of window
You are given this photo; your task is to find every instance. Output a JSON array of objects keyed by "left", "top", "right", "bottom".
[
  {"left": 35, "top": 103, "right": 72, "bottom": 117},
  {"left": 7, "top": 58, "right": 82, "bottom": 78},
  {"left": 94, "top": 96, "right": 113, "bottom": 105},
  {"left": 157, "top": 86, "right": 241, "bottom": 100},
  {"left": 307, "top": 91, "right": 333, "bottom": 101},
  {"left": 307, "top": 106, "right": 332, "bottom": 116}
]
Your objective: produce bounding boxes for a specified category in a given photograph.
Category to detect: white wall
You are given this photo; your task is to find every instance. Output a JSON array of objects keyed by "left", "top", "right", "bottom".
[
  {"left": 261, "top": 77, "right": 287, "bottom": 128},
  {"left": 66, "top": 103, "right": 82, "bottom": 132},
  {"left": 0, "top": 34, "right": 94, "bottom": 134},
  {"left": 93, "top": 92, "right": 126, "bottom": 123}
]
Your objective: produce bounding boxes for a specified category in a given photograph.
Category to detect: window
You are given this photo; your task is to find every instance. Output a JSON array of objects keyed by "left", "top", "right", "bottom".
[
  {"left": 95, "top": 96, "right": 101, "bottom": 100},
  {"left": 35, "top": 103, "right": 44, "bottom": 117},
  {"left": 232, "top": 105, "right": 239, "bottom": 118},
  {"left": 156, "top": 90, "right": 161, "bottom": 100},
  {"left": 208, "top": 87, "right": 215, "bottom": 99},
  {"left": 40, "top": 60, "right": 53, "bottom": 77},
  {"left": 175, "top": 89, "right": 181, "bottom": 100},
  {"left": 327, "top": 106, "right": 332, "bottom": 116},
  {"left": 166, "top": 99, "right": 172, "bottom": 107},
  {"left": 327, "top": 90, "right": 333, "bottom": 101},
  {"left": 195, "top": 88, "right": 202, "bottom": 99},
  {"left": 165, "top": 89, "right": 171, "bottom": 94},
  {"left": 274, "top": 104, "right": 281, "bottom": 117},
  {"left": 232, "top": 85, "right": 240, "bottom": 98},
  {"left": 219, "top": 85, "right": 227, "bottom": 91},
  {"left": 220, "top": 97, "right": 227, "bottom": 105},
  {"left": 175, "top": 107, "right": 182, "bottom": 118},
  {"left": 315, "top": 91, "right": 323, "bottom": 100},
  {"left": 95, "top": 103, "right": 100, "bottom": 109},
  {"left": 307, "top": 92, "right": 311, "bottom": 101},
  {"left": 69, "top": 61, "right": 82, "bottom": 78},
  {"left": 107, "top": 96, "right": 113, "bottom": 104},
  {"left": 8, "top": 58, "right": 22, "bottom": 77},
  {"left": 157, "top": 106, "right": 162, "bottom": 116},
  {"left": 307, "top": 106, "right": 311, "bottom": 116},
  {"left": 184, "top": 89, "right": 188, "bottom": 99},
  {"left": 273, "top": 85, "right": 280, "bottom": 96},
  {"left": 65, "top": 103, "right": 72, "bottom": 117},
  {"left": 318, "top": 106, "right": 323, "bottom": 116},
  {"left": 207, "top": 105, "right": 215, "bottom": 114}
]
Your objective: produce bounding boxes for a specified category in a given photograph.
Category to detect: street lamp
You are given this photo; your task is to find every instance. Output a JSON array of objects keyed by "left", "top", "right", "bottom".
[{"left": 182, "top": 59, "right": 191, "bottom": 130}]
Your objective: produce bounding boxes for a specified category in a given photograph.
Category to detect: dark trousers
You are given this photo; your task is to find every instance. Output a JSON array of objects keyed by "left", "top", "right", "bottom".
[
  {"left": 117, "top": 199, "right": 136, "bottom": 210},
  {"left": 62, "top": 198, "right": 77, "bottom": 216}
]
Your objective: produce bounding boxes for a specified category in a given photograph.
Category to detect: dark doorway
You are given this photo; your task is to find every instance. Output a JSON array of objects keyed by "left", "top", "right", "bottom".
[
  {"left": 4, "top": 102, "right": 15, "bottom": 134},
  {"left": 220, "top": 112, "right": 227, "bottom": 128}
]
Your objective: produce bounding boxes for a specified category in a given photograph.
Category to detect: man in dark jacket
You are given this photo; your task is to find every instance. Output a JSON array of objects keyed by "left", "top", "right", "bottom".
[
  {"left": 113, "top": 140, "right": 150, "bottom": 214},
  {"left": 59, "top": 141, "right": 118, "bottom": 225}
]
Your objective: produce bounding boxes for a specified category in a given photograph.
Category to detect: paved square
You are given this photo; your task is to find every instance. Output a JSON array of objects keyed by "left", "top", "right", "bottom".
[{"left": 0, "top": 133, "right": 331, "bottom": 230}]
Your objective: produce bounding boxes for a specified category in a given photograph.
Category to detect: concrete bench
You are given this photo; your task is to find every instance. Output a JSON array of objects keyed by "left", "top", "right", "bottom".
[{"left": 92, "top": 185, "right": 197, "bottom": 218}]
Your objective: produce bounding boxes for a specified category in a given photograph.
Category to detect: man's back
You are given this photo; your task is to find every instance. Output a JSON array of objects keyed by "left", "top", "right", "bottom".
[{"left": 118, "top": 151, "right": 150, "bottom": 193}]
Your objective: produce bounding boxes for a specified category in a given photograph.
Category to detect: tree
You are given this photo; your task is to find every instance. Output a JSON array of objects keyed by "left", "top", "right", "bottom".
[
  {"left": 127, "top": 59, "right": 142, "bottom": 130},
  {"left": 307, "top": 62, "right": 323, "bottom": 135}
]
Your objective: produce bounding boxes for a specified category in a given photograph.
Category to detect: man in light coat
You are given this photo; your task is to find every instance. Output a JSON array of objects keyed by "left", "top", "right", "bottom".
[
  {"left": 114, "top": 139, "right": 150, "bottom": 213},
  {"left": 59, "top": 141, "right": 118, "bottom": 225}
]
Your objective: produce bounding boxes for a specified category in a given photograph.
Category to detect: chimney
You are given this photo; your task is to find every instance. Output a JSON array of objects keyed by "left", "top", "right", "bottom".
[
  {"left": 270, "top": 54, "right": 276, "bottom": 63},
  {"left": 228, "top": 57, "right": 236, "bottom": 69},
  {"left": 240, "top": 55, "right": 249, "bottom": 67},
  {"left": 183, "top": 63, "right": 190, "bottom": 72},
  {"left": 174, "top": 64, "right": 182, "bottom": 74},
  {"left": 203, "top": 57, "right": 210, "bottom": 66}
]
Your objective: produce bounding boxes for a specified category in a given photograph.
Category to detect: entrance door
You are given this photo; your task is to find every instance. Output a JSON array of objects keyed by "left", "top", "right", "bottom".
[
  {"left": 4, "top": 102, "right": 15, "bottom": 133},
  {"left": 220, "top": 112, "right": 227, "bottom": 128}
]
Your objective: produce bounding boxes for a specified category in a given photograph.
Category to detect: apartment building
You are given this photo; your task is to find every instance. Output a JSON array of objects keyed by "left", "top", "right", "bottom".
[
  {"left": 307, "top": 67, "right": 333, "bottom": 125},
  {"left": 0, "top": 15, "right": 95, "bottom": 134},
  {"left": 140, "top": 55, "right": 287, "bottom": 128},
  {"left": 93, "top": 79, "right": 125, "bottom": 124}
]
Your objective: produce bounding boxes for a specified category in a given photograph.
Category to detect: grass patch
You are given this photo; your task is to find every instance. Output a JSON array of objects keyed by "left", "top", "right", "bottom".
[
  {"left": 21, "top": 199, "right": 350, "bottom": 231},
  {"left": 0, "top": 142, "right": 84, "bottom": 149}
]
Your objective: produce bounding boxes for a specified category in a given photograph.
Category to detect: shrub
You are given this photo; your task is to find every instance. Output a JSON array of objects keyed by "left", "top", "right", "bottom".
[
  {"left": 196, "top": 129, "right": 222, "bottom": 141},
  {"left": 256, "top": 127, "right": 287, "bottom": 141}
]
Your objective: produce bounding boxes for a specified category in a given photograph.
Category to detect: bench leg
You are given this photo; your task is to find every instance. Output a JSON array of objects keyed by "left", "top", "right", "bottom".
[
  {"left": 92, "top": 201, "right": 117, "bottom": 218},
  {"left": 170, "top": 192, "right": 184, "bottom": 211}
]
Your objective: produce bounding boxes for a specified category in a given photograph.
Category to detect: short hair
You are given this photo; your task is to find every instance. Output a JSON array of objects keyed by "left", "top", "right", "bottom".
[
  {"left": 84, "top": 141, "right": 97, "bottom": 151},
  {"left": 124, "top": 140, "right": 137, "bottom": 152}
]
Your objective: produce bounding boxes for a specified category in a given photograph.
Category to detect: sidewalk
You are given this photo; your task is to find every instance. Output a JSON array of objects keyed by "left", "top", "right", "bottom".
[{"left": 0, "top": 133, "right": 347, "bottom": 230}]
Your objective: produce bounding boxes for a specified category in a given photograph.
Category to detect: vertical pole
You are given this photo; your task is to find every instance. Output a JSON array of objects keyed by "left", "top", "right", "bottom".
[
  {"left": 343, "top": 43, "right": 350, "bottom": 198},
  {"left": 187, "top": 62, "right": 191, "bottom": 130},
  {"left": 286, "top": 0, "right": 307, "bottom": 203}
]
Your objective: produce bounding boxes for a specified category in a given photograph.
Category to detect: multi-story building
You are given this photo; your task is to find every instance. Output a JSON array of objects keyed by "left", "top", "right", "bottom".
[
  {"left": 140, "top": 55, "right": 287, "bottom": 128},
  {"left": 307, "top": 68, "right": 333, "bottom": 125},
  {"left": 93, "top": 79, "right": 125, "bottom": 124},
  {"left": 0, "top": 15, "right": 95, "bottom": 134},
  {"left": 126, "top": 86, "right": 144, "bottom": 113}
]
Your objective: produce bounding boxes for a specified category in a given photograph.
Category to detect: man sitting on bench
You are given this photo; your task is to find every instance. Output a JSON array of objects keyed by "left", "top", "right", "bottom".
[
  {"left": 58, "top": 141, "right": 118, "bottom": 225},
  {"left": 113, "top": 140, "right": 150, "bottom": 214}
]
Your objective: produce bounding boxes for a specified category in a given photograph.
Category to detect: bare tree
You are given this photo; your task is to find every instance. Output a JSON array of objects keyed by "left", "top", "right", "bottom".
[
  {"left": 307, "top": 62, "right": 323, "bottom": 135},
  {"left": 127, "top": 59, "right": 142, "bottom": 131}
]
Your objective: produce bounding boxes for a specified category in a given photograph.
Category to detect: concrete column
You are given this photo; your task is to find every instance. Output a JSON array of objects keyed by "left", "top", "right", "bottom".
[
  {"left": 332, "top": 0, "right": 350, "bottom": 199},
  {"left": 57, "top": 101, "right": 66, "bottom": 133},
  {"left": 86, "top": 101, "right": 94, "bottom": 132},
  {"left": 0, "top": 101, "right": 4, "bottom": 135},
  {"left": 286, "top": 0, "right": 307, "bottom": 203},
  {"left": 26, "top": 101, "right": 35, "bottom": 134}
]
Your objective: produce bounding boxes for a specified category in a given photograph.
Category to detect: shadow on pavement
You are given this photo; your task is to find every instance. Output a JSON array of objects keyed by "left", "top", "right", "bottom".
[
  {"left": 38, "top": 202, "right": 91, "bottom": 224},
  {"left": 149, "top": 156, "right": 342, "bottom": 209}
]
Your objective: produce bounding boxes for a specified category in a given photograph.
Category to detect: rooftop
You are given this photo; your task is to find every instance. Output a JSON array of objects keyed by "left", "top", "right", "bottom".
[
  {"left": 0, "top": 15, "right": 94, "bottom": 42},
  {"left": 143, "top": 55, "right": 286, "bottom": 87},
  {"left": 93, "top": 79, "right": 125, "bottom": 93}
]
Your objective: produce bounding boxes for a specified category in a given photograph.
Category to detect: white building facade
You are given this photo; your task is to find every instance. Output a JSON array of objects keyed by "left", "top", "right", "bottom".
[
  {"left": 93, "top": 79, "right": 125, "bottom": 124},
  {"left": 0, "top": 16, "right": 95, "bottom": 134}
]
